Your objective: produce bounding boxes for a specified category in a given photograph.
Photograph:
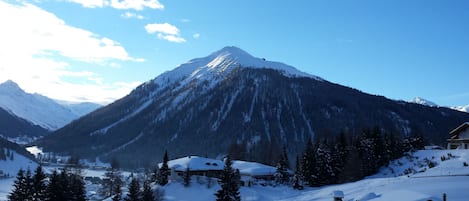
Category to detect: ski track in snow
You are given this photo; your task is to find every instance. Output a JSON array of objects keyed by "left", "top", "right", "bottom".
[{"left": 293, "top": 86, "right": 314, "bottom": 140}]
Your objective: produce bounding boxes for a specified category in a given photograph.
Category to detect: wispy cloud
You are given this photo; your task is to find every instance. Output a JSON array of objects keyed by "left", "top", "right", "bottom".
[
  {"left": 145, "top": 23, "right": 186, "bottom": 43},
  {"left": 192, "top": 33, "right": 200, "bottom": 39},
  {"left": 68, "top": 0, "right": 164, "bottom": 10},
  {"left": 121, "top": 11, "right": 145, "bottom": 19},
  {"left": 0, "top": 1, "right": 143, "bottom": 104}
]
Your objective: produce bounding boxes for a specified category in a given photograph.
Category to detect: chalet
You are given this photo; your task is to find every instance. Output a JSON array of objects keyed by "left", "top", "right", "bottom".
[
  {"left": 161, "top": 156, "right": 224, "bottom": 179},
  {"left": 160, "top": 156, "right": 279, "bottom": 184},
  {"left": 232, "top": 160, "right": 277, "bottom": 184},
  {"left": 447, "top": 122, "right": 469, "bottom": 149}
]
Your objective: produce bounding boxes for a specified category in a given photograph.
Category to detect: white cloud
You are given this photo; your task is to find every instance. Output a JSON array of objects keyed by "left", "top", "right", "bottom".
[
  {"left": 193, "top": 33, "right": 200, "bottom": 39},
  {"left": 68, "top": 0, "right": 107, "bottom": 8},
  {"left": 145, "top": 23, "right": 180, "bottom": 35},
  {"left": 111, "top": 0, "right": 163, "bottom": 10},
  {"left": 121, "top": 11, "right": 145, "bottom": 19},
  {"left": 0, "top": 1, "right": 143, "bottom": 104},
  {"left": 69, "top": 0, "right": 164, "bottom": 10},
  {"left": 145, "top": 23, "right": 186, "bottom": 43},
  {"left": 158, "top": 34, "right": 186, "bottom": 43}
]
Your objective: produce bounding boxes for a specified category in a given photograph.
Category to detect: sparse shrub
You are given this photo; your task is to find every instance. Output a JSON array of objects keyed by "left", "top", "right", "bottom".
[
  {"left": 427, "top": 160, "right": 437, "bottom": 168},
  {"left": 464, "top": 162, "right": 468, "bottom": 167},
  {"left": 441, "top": 156, "right": 447, "bottom": 161}
]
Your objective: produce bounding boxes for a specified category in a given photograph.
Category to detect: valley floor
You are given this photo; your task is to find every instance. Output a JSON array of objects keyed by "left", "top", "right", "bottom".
[{"left": 1, "top": 150, "right": 469, "bottom": 201}]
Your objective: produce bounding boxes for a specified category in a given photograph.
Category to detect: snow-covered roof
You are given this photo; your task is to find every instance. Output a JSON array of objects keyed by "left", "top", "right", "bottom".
[
  {"left": 162, "top": 156, "right": 224, "bottom": 172},
  {"left": 449, "top": 122, "right": 469, "bottom": 138},
  {"left": 160, "top": 156, "right": 277, "bottom": 176},
  {"left": 232, "top": 160, "right": 277, "bottom": 176}
]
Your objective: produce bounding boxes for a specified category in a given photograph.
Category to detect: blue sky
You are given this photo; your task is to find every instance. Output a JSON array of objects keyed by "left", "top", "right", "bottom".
[{"left": 0, "top": 0, "right": 468, "bottom": 107}]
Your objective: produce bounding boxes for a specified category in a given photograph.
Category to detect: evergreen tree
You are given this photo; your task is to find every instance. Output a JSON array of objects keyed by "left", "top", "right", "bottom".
[
  {"left": 45, "top": 170, "right": 66, "bottom": 201},
  {"left": 69, "top": 174, "right": 86, "bottom": 201},
  {"left": 301, "top": 139, "right": 316, "bottom": 187},
  {"left": 292, "top": 154, "right": 303, "bottom": 190},
  {"left": 32, "top": 166, "right": 47, "bottom": 201},
  {"left": 215, "top": 156, "right": 241, "bottom": 201},
  {"left": 8, "top": 169, "right": 27, "bottom": 201},
  {"left": 24, "top": 168, "right": 34, "bottom": 201},
  {"left": 112, "top": 180, "right": 123, "bottom": 201},
  {"left": 152, "top": 165, "right": 159, "bottom": 183},
  {"left": 125, "top": 177, "right": 141, "bottom": 201},
  {"left": 337, "top": 144, "right": 363, "bottom": 183},
  {"left": 315, "top": 140, "right": 334, "bottom": 186},
  {"left": 58, "top": 170, "right": 72, "bottom": 201},
  {"left": 275, "top": 145, "right": 291, "bottom": 185},
  {"left": 101, "top": 158, "right": 123, "bottom": 197},
  {"left": 183, "top": 166, "right": 191, "bottom": 187},
  {"left": 142, "top": 180, "right": 155, "bottom": 201},
  {"left": 158, "top": 150, "right": 170, "bottom": 186}
]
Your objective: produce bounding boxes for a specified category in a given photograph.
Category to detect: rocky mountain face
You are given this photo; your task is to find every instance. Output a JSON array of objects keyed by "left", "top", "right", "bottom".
[{"left": 35, "top": 47, "right": 469, "bottom": 168}]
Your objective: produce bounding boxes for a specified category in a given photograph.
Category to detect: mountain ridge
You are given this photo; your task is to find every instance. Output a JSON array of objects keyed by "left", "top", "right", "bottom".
[{"left": 0, "top": 80, "right": 101, "bottom": 131}]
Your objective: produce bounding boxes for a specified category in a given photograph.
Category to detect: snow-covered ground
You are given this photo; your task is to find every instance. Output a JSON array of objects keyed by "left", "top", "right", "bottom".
[
  {"left": 0, "top": 151, "right": 37, "bottom": 201},
  {"left": 159, "top": 150, "right": 469, "bottom": 201},
  {"left": 1, "top": 150, "right": 469, "bottom": 201}
]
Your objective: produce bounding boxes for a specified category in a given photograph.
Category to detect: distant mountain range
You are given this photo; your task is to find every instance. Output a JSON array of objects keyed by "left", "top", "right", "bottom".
[
  {"left": 35, "top": 46, "right": 469, "bottom": 168},
  {"left": 0, "top": 80, "right": 101, "bottom": 140},
  {"left": 409, "top": 96, "right": 468, "bottom": 113}
]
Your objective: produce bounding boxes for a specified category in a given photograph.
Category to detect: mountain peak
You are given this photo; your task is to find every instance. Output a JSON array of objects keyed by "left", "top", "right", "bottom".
[
  {"left": 410, "top": 97, "right": 438, "bottom": 107},
  {"left": 152, "top": 46, "right": 321, "bottom": 89},
  {"left": 0, "top": 80, "right": 23, "bottom": 92},
  {"left": 210, "top": 46, "right": 253, "bottom": 59}
]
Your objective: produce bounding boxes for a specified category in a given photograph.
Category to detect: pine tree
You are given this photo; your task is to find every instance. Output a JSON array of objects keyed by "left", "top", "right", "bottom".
[
  {"left": 183, "top": 166, "right": 191, "bottom": 187},
  {"left": 102, "top": 158, "right": 123, "bottom": 197},
  {"left": 125, "top": 177, "right": 141, "bottom": 201},
  {"left": 152, "top": 165, "right": 159, "bottom": 183},
  {"left": 69, "top": 174, "right": 86, "bottom": 201},
  {"left": 45, "top": 170, "right": 66, "bottom": 201},
  {"left": 32, "top": 166, "right": 47, "bottom": 201},
  {"left": 112, "top": 181, "right": 122, "bottom": 201},
  {"left": 315, "top": 140, "right": 334, "bottom": 186},
  {"left": 275, "top": 145, "right": 290, "bottom": 185},
  {"left": 8, "top": 169, "right": 27, "bottom": 201},
  {"left": 24, "top": 168, "right": 34, "bottom": 201},
  {"left": 142, "top": 180, "right": 155, "bottom": 201},
  {"left": 292, "top": 154, "right": 303, "bottom": 190},
  {"left": 158, "top": 150, "right": 170, "bottom": 186},
  {"left": 215, "top": 156, "right": 241, "bottom": 201},
  {"left": 59, "top": 170, "right": 72, "bottom": 201},
  {"left": 301, "top": 139, "right": 315, "bottom": 187}
]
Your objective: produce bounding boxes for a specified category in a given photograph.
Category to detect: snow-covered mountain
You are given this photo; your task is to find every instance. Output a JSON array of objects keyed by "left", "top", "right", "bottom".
[
  {"left": 55, "top": 100, "right": 102, "bottom": 117},
  {"left": 0, "top": 80, "right": 100, "bottom": 130},
  {"left": 409, "top": 97, "right": 438, "bottom": 107},
  {"left": 37, "top": 46, "right": 469, "bottom": 168},
  {"left": 452, "top": 105, "right": 469, "bottom": 113}
]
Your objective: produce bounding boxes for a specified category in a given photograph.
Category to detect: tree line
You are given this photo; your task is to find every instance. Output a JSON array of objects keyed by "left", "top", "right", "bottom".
[
  {"left": 8, "top": 166, "right": 86, "bottom": 201},
  {"left": 270, "top": 127, "right": 425, "bottom": 189}
]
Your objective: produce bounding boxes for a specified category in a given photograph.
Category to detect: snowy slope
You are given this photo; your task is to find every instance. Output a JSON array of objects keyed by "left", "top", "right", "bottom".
[
  {"left": 0, "top": 80, "right": 81, "bottom": 130},
  {"left": 409, "top": 97, "right": 438, "bottom": 107},
  {"left": 0, "top": 150, "right": 38, "bottom": 200},
  {"left": 161, "top": 150, "right": 469, "bottom": 201}
]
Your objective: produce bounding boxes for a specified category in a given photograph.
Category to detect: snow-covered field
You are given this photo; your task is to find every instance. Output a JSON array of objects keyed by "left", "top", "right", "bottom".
[{"left": 1, "top": 149, "right": 469, "bottom": 201}]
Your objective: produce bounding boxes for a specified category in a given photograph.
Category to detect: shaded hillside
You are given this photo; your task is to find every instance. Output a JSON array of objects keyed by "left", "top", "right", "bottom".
[{"left": 0, "top": 107, "right": 48, "bottom": 138}]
